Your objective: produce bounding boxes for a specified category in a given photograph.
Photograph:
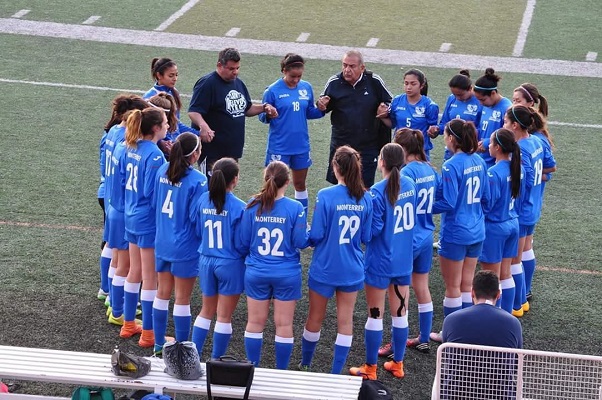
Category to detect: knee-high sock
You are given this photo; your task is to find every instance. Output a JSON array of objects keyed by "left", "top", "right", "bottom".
[
  {"left": 461, "top": 292, "right": 473, "bottom": 309},
  {"left": 212, "top": 321, "right": 233, "bottom": 358},
  {"left": 107, "top": 266, "right": 117, "bottom": 308},
  {"left": 443, "top": 296, "right": 462, "bottom": 317},
  {"left": 364, "top": 318, "right": 383, "bottom": 365},
  {"left": 301, "top": 328, "right": 320, "bottom": 367},
  {"left": 173, "top": 304, "right": 191, "bottom": 342},
  {"left": 522, "top": 249, "right": 536, "bottom": 294},
  {"left": 511, "top": 263, "right": 525, "bottom": 311},
  {"left": 191, "top": 316, "right": 211, "bottom": 357},
  {"left": 123, "top": 281, "right": 141, "bottom": 322},
  {"left": 295, "top": 190, "right": 309, "bottom": 214},
  {"left": 331, "top": 333, "right": 352, "bottom": 374},
  {"left": 140, "top": 289, "right": 156, "bottom": 330},
  {"left": 392, "top": 315, "right": 409, "bottom": 363},
  {"left": 275, "top": 335, "right": 294, "bottom": 370},
  {"left": 244, "top": 331, "right": 263, "bottom": 367},
  {"left": 100, "top": 245, "right": 112, "bottom": 293},
  {"left": 111, "top": 275, "right": 126, "bottom": 318},
  {"left": 152, "top": 298, "right": 169, "bottom": 347},
  {"left": 418, "top": 302, "right": 433, "bottom": 343},
  {"left": 500, "top": 278, "right": 515, "bottom": 313}
]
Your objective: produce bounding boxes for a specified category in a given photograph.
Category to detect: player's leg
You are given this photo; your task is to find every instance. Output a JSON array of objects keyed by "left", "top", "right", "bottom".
[{"left": 332, "top": 289, "right": 359, "bottom": 374}]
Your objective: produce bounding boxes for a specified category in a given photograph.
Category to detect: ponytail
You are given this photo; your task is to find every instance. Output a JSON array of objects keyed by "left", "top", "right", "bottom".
[
  {"left": 125, "top": 109, "right": 143, "bottom": 148},
  {"left": 446, "top": 119, "right": 478, "bottom": 154},
  {"left": 493, "top": 129, "right": 522, "bottom": 198},
  {"left": 333, "top": 146, "right": 365, "bottom": 202},
  {"left": 394, "top": 128, "right": 428, "bottom": 162},
  {"left": 247, "top": 161, "right": 290, "bottom": 215},
  {"left": 380, "top": 143, "right": 405, "bottom": 206},
  {"left": 166, "top": 133, "right": 199, "bottom": 184},
  {"left": 209, "top": 158, "right": 239, "bottom": 214}
]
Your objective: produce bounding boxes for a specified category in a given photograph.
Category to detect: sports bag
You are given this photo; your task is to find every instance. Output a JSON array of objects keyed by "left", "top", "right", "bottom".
[
  {"left": 206, "top": 355, "right": 254, "bottom": 400},
  {"left": 163, "top": 341, "right": 203, "bottom": 380},
  {"left": 72, "top": 387, "right": 114, "bottom": 400},
  {"left": 358, "top": 379, "right": 393, "bottom": 400}
]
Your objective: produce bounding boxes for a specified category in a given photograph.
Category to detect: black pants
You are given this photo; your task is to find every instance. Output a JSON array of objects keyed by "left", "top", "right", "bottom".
[{"left": 326, "top": 144, "right": 378, "bottom": 188}]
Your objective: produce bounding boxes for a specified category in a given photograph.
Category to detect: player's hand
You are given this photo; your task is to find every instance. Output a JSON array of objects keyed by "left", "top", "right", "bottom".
[
  {"left": 477, "top": 140, "right": 486, "bottom": 152},
  {"left": 158, "top": 140, "right": 173, "bottom": 155},
  {"left": 428, "top": 125, "right": 440, "bottom": 138},
  {"left": 317, "top": 95, "right": 330, "bottom": 111},
  {"left": 376, "top": 102, "right": 389, "bottom": 119},
  {"left": 200, "top": 127, "right": 215, "bottom": 142},
  {"left": 264, "top": 104, "right": 278, "bottom": 119}
]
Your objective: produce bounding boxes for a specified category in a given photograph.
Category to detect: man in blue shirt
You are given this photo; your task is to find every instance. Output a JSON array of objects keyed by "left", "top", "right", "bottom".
[
  {"left": 188, "top": 48, "right": 277, "bottom": 174},
  {"left": 317, "top": 50, "right": 392, "bottom": 187}
]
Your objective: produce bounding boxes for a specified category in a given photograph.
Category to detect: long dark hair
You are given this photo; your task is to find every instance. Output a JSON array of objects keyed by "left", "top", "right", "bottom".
[
  {"left": 445, "top": 119, "right": 479, "bottom": 154},
  {"left": 515, "top": 83, "right": 548, "bottom": 117},
  {"left": 492, "top": 128, "right": 522, "bottom": 199},
  {"left": 151, "top": 57, "right": 182, "bottom": 111},
  {"left": 247, "top": 161, "right": 290, "bottom": 215},
  {"left": 405, "top": 68, "right": 428, "bottom": 96},
  {"left": 166, "top": 133, "right": 200, "bottom": 184},
  {"left": 394, "top": 128, "right": 428, "bottom": 162},
  {"left": 209, "top": 158, "right": 239, "bottom": 214},
  {"left": 105, "top": 94, "right": 148, "bottom": 131},
  {"left": 474, "top": 68, "right": 501, "bottom": 96},
  {"left": 380, "top": 143, "right": 405, "bottom": 206},
  {"left": 333, "top": 146, "right": 365, "bottom": 202}
]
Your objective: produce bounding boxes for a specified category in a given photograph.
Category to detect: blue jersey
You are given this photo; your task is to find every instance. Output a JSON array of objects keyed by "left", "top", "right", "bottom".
[
  {"left": 98, "top": 131, "right": 108, "bottom": 199},
  {"left": 434, "top": 152, "right": 490, "bottom": 245},
  {"left": 102, "top": 125, "right": 127, "bottom": 202},
  {"left": 240, "top": 197, "right": 308, "bottom": 277},
  {"left": 309, "top": 185, "right": 373, "bottom": 286},
  {"left": 532, "top": 131, "right": 555, "bottom": 196},
  {"left": 124, "top": 140, "right": 166, "bottom": 235},
  {"left": 439, "top": 94, "right": 482, "bottom": 161},
  {"left": 194, "top": 191, "right": 247, "bottom": 259},
  {"left": 478, "top": 97, "right": 512, "bottom": 168},
  {"left": 482, "top": 160, "right": 522, "bottom": 223},
  {"left": 259, "top": 78, "right": 324, "bottom": 155},
  {"left": 106, "top": 142, "right": 128, "bottom": 213},
  {"left": 389, "top": 94, "right": 439, "bottom": 152},
  {"left": 144, "top": 84, "right": 199, "bottom": 141},
  {"left": 154, "top": 164, "right": 208, "bottom": 262},
  {"left": 365, "top": 176, "right": 417, "bottom": 277},
  {"left": 516, "top": 135, "right": 555, "bottom": 226},
  {"left": 401, "top": 161, "right": 440, "bottom": 248}
]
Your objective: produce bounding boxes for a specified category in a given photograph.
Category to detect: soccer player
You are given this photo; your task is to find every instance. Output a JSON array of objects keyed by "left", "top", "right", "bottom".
[
  {"left": 259, "top": 53, "right": 324, "bottom": 213},
  {"left": 380, "top": 69, "right": 439, "bottom": 160},
  {"left": 121, "top": 108, "right": 168, "bottom": 346},
  {"left": 300, "top": 146, "right": 373, "bottom": 374},
  {"left": 504, "top": 106, "right": 556, "bottom": 316},
  {"left": 349, "top": 143, "right": 417, "bottom": 380},
  {"left": 146, "top": 93, "right": 178, "bottom": 158},
  {"left": 429, "top": 70, "right": 482, "bottom": 162},
  {"left": 430, "top": 120, "right": 490, "bottom": 342},
  {"left": 381, "top": 128, "right": 440, "bottom": 354},
  {"left": 191, "top": 158, "right": 246, "bottom": 359},
  {"left": 240, "top": 161, "right": 309, "bottom": 369},
  {"left": 102, "top": 95, "right": 149, "bottom": 319},
  {"left": 152, "top": 132, "right": 207, "bottom": 355},
  {"left": 473, "top": 68, "right": 512, "bottom": 169},
  {"left": 479, "top": 128, "right": 522, "bottom": 313}
]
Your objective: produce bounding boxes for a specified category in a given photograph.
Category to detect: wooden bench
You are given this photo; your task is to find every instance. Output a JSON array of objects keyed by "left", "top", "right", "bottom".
[{"left": 0, "top": 345, "right": 362, "bottom": 400}]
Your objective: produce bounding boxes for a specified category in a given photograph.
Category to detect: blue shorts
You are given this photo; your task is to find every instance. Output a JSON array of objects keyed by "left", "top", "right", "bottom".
[
  {"left": 199, "top": 255, "right": 245, "bottom": 297},
  {"left": 365, "top": 271, "right": 411, "bottom": 290},
  {"left": 156, "top": 257, "right": 199, "bottom": 279},
  {"left": 265, "top": 151, "right": 312, "bottom": 170},
  {"left": 106, "top": 206, "right": 128, "bottom": 250},
  {"left": 439, "top": 240, "right": 483, "bottom": 262},
  {"left": 480, "top": 219, "right": 519, "bottom": 263},
  {"left": 308, "top": 276, "right": 364, "bottom": 298},
  {"left": 125, "top": 231, "right": 155, "bottom": 248},
  {"left": 245, "top": 269, "right": 301, "bottom": 301},
  {"left": 413, "top": 237, "right": 434, "bottom": 274},
  {"left": 519, "top": 224, "right": 536, "bottom": 238}
]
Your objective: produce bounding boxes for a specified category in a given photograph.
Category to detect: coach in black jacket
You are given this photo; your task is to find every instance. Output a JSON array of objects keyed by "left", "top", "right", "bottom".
[{"left": 317, "top": 50, "right": 392, "bottom": 187}]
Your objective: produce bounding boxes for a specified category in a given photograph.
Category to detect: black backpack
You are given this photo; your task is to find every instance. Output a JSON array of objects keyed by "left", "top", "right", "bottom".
[{"left": 358, "top": 379, "right": 393, "bottom": 400}]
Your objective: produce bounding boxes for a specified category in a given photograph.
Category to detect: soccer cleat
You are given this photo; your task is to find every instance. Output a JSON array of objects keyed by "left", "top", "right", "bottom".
[
  {"left": 120, "top": 321, "right": 143, "bottom": 338},
  {"left": 108, "top": 312, "right": 123, "bottom": 326},
  {"left": 522, "top": 301, "right": 530, "bottom": 313},
  {"left": 297, "top": 362, "right": 311, "bottom": 372},
  {"left": 97, "top": 289, "right": 109, "bottom": 301},
  {"left": 104, "top": 297, "right": 110, "bottom": 308},
  {"left": 106, "top": 306, "right": 112, "bottom": 317},
  {"left": 406, "top": 337, "right": 430, "bottom": 353},
  {"left": 512, "top": 307, "right": 524, "bottom": 318},
  {"left": 429, "top": 331, "right": 443, "bottom": 343},
  {"left": 153, "top": 344, "right": 163, "bottom": 357},
  {"left": 349, "top": 363, "right": 377, "bottom": 380},
  {"left": 138, "top": 330, "right": 155, "bottom": 348},
  {"left": 378, "top": 342, "right": 393, "bottom": 358},
  {"left": 383, "top": 360, "right": 405, "bottom": 379}
]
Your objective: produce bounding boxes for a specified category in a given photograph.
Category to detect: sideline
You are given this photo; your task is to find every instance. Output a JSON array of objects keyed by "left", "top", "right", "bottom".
[
  {"left": 154, "top": 0, "right": 201, "bottom": 32},
  {"left": 1, "top": 18, "right": 601, "bottom": 78},
  {"left": 513, "top": 0, "right": 536, "bottom": 57}
]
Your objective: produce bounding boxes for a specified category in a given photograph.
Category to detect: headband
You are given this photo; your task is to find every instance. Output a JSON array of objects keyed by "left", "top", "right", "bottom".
[
  {"left": 184, "top": 136, "right": 200, "bottom": 157},
  {"left": 511, "top": 107, "right": 528, "bottom": 128},
  {"left": 147, "top": 101, "right": 170, "bottom": 113},
  {"left": 474, "top": 85, "right": 497, "bottom": 91},
  {"left": 448, "top": 124, "right": 462, "bottom": 140},
  {"left": 494, "top": 130, "right": 507, "bottom": 152},
  {"left": 518, "top": 86, "right": 534, "bottom": 102}
]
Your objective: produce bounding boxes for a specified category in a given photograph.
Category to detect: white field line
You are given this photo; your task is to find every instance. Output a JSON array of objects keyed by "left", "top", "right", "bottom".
[
  {"left": 1, "top": 77, "right": 601, "bottom": 129},
  {"left": 296, "top": 32, "right": 310, "bottom": 42},
  {"left": 366, "top": 38, "right": 379, "bottom": 47},
  {"left": 2, "top": 18, "right": 601, "bottom": 78},
  {"left": 225, "top": 27, "right": 240, "bottom": 37},
  {"left": 154, "top": 0, "right": 201, "bottom": 32},
  {"left": 82, "top": 16, "right": 101, "bottom": 25},
  {"left": 439, "top": 43, "right": 452, "bottom": 53},
  {"left": 513, "top": 0, "right": 536, "bottom": 57},
  {"left": 11, "top": 9, "right": 30, "bottom": 18},
  {"left": 586, "top": 52, "right": 598, "bottom": 62}
]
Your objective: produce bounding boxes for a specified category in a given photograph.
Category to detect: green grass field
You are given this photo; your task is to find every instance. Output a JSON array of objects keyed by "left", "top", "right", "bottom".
[{"left": 1, "top": 1, "right": 601, "bottom": 399}]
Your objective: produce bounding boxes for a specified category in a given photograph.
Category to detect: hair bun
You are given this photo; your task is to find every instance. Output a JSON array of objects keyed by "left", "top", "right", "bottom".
[{"left": 459, "top": 69, "right": 470, "bottom": 77}]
